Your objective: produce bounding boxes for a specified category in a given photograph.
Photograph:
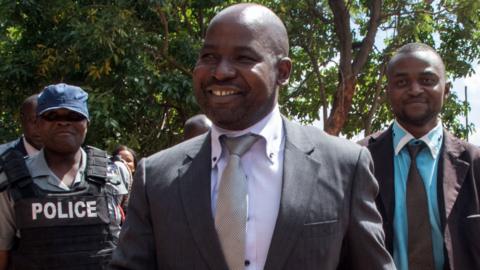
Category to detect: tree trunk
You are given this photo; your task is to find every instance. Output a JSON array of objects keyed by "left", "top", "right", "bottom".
[
  {"left": 325, "top": 0, "right": 381, "bottom": 135},
  {"left": 325, "top": 77, "right": 356, "bottom": 135},
  {"left": 364, "top": 65, "right": 386, "bottom": 136}
]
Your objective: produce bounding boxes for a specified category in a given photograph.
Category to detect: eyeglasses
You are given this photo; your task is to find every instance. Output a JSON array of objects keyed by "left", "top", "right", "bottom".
[{"left": 40, "top": 112, "right": 87, "bottom": 122}]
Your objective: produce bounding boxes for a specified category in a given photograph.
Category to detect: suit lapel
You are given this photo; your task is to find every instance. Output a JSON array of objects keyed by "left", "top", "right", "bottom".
[
  {"left": 178, "top": 134, "right": 228, "bottom": 270},
  {"left": 438, "top": 131, "right": 470, "bottom": 269},
  {"left": 440, "top": 131, "right": 469, "bottom": 219},
  {"left": 366, "top": 127, "right": 395, "bottom": 251},
  {"left": 264, "top": 119, "right": 320, "bottom": 270},
  {"left": 368, "top": 128, "right": 395, "bottom": 226}
]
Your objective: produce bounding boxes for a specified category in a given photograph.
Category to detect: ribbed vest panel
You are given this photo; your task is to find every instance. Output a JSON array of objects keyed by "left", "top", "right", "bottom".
[{"left": 11, "top": 187, "right": 115, "bottom": 270}]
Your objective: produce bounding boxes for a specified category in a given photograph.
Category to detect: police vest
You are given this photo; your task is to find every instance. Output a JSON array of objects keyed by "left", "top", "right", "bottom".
[{"left": 1, "top": 147, "right": 117, "bottom": 270}]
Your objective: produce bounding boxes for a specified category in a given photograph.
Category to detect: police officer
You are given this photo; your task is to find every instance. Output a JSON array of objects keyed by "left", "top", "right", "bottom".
[{"left": 0, "top": 84, "right": 128, "bottom": 270}]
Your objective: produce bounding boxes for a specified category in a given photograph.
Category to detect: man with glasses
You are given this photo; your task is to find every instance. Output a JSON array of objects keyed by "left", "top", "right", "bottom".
[{"left": 0, "top": 83, "right": 128, "bottom": 270}]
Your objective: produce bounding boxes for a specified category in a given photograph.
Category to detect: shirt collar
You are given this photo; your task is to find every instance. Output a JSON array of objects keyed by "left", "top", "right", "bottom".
[
  {"left": 210, "top": 105, "right": 284, "bottom": 168},
  {"left": 28, "top": 148, "right": 87, "bottom": 180},
  {"left": 392, "top": 120, "right": 443, "bottom": 158}
]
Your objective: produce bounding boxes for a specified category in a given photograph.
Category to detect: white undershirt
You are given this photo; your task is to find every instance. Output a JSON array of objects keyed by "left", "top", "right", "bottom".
[{"left": 210, "top": 106, "right": 285, "bottom": 270}]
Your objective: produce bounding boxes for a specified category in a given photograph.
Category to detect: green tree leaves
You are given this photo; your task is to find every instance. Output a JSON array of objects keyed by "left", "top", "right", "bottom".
[{"left": 0, "top": 0, "right": 477, "bottom": 156}]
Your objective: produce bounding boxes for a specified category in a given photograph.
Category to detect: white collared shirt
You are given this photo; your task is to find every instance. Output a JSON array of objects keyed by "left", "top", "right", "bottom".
[
  {"left": 210, "top": 105, "right": 285, "bottom": 270},
  {"left": 393, "top": 120, "right": 442, "bottom": 158}
]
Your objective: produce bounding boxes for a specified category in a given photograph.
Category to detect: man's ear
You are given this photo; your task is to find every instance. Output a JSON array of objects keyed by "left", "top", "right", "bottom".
[
  {"left": 444, "top": 81, "right": 451, "bottom": 100},
  {"left": 277, "top": 57, "right": 292, "bottom": 86}
]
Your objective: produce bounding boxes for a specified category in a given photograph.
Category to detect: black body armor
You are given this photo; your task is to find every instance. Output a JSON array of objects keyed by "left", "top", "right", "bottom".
[{"left": 0, "top": 147, "right": 116, "bottom": 270}]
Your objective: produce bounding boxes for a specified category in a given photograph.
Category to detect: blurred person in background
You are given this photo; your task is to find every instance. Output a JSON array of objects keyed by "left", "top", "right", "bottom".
[
  {"left": 112, "top": 145, "right": 137, "bottom": 214},
  {"left": 112, "top": 145, "right": 137, "bottom": 175},
  {"left": 0, "top": 94, "right": 43, "bottom": 157},
  {"left": 183, "top": 114, "right": 212, "bottom": 141}
]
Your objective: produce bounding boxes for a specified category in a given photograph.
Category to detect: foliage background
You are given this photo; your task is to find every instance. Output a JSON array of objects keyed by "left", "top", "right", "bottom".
[{"left": 0, "top": 0, "right": 478, "bottom": 156}]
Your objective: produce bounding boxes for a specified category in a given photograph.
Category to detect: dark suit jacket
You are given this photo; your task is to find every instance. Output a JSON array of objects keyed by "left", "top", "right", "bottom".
[
  {"left": 109, "top": 119, "right": 395, "bottom": 270},
  {"left": 0, "top": 137, "right": 27, "bottom": 156},
  {"left": 359, "top": 127, "right": 480, "bottom": 270}
]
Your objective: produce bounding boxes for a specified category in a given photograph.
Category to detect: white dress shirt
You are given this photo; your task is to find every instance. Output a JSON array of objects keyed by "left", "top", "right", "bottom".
[{"left": 210, "top": 106, "right": 285, "bottom": 270}]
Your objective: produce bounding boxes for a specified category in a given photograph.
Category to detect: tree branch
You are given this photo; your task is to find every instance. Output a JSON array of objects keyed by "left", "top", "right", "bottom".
[
  {"left": 352, "top": 0, "right": 382, "bottom": 75},
  {"left": 284, "top": 71, "right": 314, "bottom": 100},
  {"left": 364, "top": 64, "right": 386, "bottom": 135},
  {"left": 180, "top": 5, "right": 195, "bottom": 36},
  {"left": 328, "top": 0, "right": 353, "bottom": 73},
  {"left": 380, "top": 7, "right": 450, "bottom": 20},
  {"left": 306, "top": 0, "right": 332, "bottom": 24},
  {"left": 304, "top": 46, "right": 328, "bottom": 125},
  {"left": 153, "top": 5, "right": 192, "bottom": 77}
]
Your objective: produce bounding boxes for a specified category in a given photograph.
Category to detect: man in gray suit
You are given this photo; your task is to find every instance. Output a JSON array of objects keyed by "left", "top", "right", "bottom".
[{"left": 109, "top": 3, "right": 394, "bottom": 270}]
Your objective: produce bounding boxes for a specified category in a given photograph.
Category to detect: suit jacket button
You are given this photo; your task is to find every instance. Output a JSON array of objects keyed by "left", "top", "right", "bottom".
[{"left": 245, "top": 260, "right": 250, "bottom": 266}]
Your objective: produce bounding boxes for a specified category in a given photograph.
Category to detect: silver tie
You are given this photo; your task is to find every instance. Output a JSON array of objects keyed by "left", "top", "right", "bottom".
[{"left": 215, "top": 134, "right": 259, "bottom": 270}]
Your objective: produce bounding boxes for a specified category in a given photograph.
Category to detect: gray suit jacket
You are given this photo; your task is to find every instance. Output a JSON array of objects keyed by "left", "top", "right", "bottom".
[{"left": 109, "top": 119, "right": 394, "bottom": 270}]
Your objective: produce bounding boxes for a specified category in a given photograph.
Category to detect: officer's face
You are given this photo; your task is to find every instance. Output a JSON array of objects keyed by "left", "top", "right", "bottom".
[{"left": 37, "top": 108, "right": 88, "bottom": 154}]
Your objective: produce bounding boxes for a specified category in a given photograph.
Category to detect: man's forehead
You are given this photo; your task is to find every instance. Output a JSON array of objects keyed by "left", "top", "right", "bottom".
[
  {"left": 201, "top": 41, "right": 261, "bottom": 53},
  {"left": 203, "top": 4, "right": 288, "bottom": 58},
  {"left": 239, "top": 6, "right": 272, "bottom": 25},
  {"left": 207, "top": 11, "right": 263, "bottom": 36},
  {"left": 389, "top": 51, "right": 445, "bottom": 75},
  {"left": 203, "top": 21, "right": 270, "bottom": 50},
  {"left": 207, "top": 5, "right": 283, "bottom": 38},
  {"left": 212, "top": 4, "right": 273, "bottom": 25}
]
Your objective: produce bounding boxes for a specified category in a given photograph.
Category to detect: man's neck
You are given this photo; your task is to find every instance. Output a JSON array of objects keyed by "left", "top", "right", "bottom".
[
  {"left": 396, "top": 118, "right": 439, "bottom": 139},
  {"left": 44, "top": 148, "right": 82, "bottom": 186}
]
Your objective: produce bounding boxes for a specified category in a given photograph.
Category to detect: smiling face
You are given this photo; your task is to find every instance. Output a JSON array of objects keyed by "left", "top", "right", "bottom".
[
  {"left": 387, "top": 50, "right": 449, "bottom": 134},
  {"left": 37, "top": 108, "right": 88, "bottom": 154},
  {"left": 193, "top": 5, "right": 291, "bottom": 130}
]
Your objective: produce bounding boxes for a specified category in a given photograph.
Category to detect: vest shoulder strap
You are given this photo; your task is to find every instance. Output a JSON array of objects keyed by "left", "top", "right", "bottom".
[
  {"left": 85, "top": 146, "right": 108, "bottom": 185},
  {"left": 0, "top": 149, "right": 36, "bottom": 198}
]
